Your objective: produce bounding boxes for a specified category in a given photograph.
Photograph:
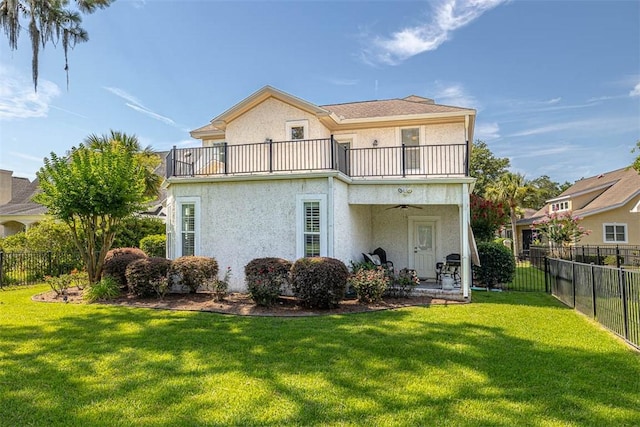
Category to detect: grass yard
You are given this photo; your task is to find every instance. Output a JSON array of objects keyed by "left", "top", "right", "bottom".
[{"left": 1, "top": 286, "right": 639, "bottom": 426}]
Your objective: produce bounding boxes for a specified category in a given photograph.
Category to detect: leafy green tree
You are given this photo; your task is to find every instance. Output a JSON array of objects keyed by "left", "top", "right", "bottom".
[
  {"left": 34, "top": 133, "right": 152, "bottom": 283},
  {"left": 85, "top": 130, "right": 162, "bottom": 199},
  {"left": 469, "top": 140, "right": 510, "bottom": 197},
  {"left": 485, "top": 172, "right": 535, "bottom": 258},
  {"left": 633, "top": 140, "right": 640, "bottom": 173},
  {"left": 1, "top": 0, "right": 113, "bottom": 91},
  {"left": 112, "top": 217, "right": 165, "bottom": 249},
  {"left": 525, "top": 175, "right": 572, "bottom": 210}
]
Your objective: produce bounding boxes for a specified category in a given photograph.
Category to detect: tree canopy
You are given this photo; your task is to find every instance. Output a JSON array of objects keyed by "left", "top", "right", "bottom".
[
  {"left": 633, "top": 140, "right": 640, "bottom": 173},
  {"left": 525, "top": 175, "right": 571, "bottom": 210},
  {"left": 469, "top": 140, "right": 510, "bottom": 198},
  {"left": 1, "top": 0, "right": 113, "bottom": 91},
  {"left": 34, "top": 132, "right": 155, "bottom": 283}
]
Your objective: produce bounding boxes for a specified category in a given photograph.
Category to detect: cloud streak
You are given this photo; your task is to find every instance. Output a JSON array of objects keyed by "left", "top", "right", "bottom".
[
  {"left": 362, "top": 0, "right": 508, "bottom": 65},
  {"left": 0, "top": 66, "right": 61, "bottom": 120},
  {"left": 104, "top": 86, "right": 178, "bottom": 127}
]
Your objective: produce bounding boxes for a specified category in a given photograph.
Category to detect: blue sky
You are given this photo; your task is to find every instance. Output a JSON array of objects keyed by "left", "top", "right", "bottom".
[{"left": 1, "top": 0, "right": 638, "bottom": 185}]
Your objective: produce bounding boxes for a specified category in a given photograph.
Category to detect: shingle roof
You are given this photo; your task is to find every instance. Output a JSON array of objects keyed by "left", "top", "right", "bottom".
[
  {"left": 320, "top": 98, "right": 473, "bottom": 120},
  {"left": 0, "top": 177, "right": 44, "bottom": 215},
  {"left": 519, "top": 166, "right": 640, "bottom": 224}
]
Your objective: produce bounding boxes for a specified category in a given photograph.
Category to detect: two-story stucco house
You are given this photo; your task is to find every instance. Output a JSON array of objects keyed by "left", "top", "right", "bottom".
[{"left": 164, "top": 86, "right": 477, "bottom": 298}]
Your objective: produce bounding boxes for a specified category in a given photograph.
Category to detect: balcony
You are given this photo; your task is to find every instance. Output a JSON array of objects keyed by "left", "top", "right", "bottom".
[{"left": 166, "top": 137, "right": 469, "bottom": 179}]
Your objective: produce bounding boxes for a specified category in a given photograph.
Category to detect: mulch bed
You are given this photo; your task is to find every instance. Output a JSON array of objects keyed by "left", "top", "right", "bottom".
[{"left": 32, "top": 288, "right": 466, "bottom": 317}]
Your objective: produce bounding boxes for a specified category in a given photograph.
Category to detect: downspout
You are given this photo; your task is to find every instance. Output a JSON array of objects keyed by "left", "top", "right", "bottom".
[
  {"left": 460, "top": 183, "right": 471, "bottom": 298},
  {"left": 328, "top": 176, "right": 335, "bottom": 257}
]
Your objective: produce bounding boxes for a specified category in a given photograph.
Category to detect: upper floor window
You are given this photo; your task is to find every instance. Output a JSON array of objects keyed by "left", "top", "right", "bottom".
[
  {"left": 286, "top": 120, "right": 308, "bottom": 141},
  {"left": 603, "top": 223, "right": 627, "bottom": 243},
  {"left": 401, "top": 127, "right": 420, "bottom": 170},
  {"left": 551, "top": 201, "right": 569, "bottom": 212}
]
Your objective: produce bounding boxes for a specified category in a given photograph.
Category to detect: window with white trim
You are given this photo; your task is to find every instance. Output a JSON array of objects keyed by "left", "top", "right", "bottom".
[
  {"left": 603, "top": 223, "right": 627, "bottom": 243},
  {"left": 551, "top": 201, "right": 569, "bottom": 212},
  {"left": 296, "top": 194, "right": 327, "bottom": 258},
  {"left": 177, "top": 197, "right": 200, "bottom": 257},
  {"left": 286, "top": 120, "right": 308, "bottom": 141}
]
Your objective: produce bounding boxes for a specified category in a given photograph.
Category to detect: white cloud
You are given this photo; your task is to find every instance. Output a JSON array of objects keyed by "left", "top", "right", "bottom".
[
  {"left": 9, "top": 151, "right": 44, "bottom": 162},
  {"left": 326, "top": 78, "right": 359, "bottom": 86},
  {"left": 475, "top": 122, "right": 500, "bottom": 140},
  {"left": 432, "top": 82, "right": 477, "bottom": 108},
  {"left": 0, "top": 66, "right": 61, "bottom": 120},
  {"left": 363, "top": 0, "right": 508, "bottom": 65},
  {"left": 630, "top": 82, "right": 640, "bottom": 97},
  {"left": 104, "top": 86, "right": 179, "bottom": 127}
]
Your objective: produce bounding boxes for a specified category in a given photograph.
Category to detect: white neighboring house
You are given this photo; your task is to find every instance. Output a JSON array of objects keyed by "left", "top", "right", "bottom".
[{"left": 165, "top": 86, "right": 477, "bottom": 298}]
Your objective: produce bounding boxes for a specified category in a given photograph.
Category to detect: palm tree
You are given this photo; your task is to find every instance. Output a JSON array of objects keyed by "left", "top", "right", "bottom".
[
  {"left": 485, "top": 172, "right": 534, "bottom": 258},
  {"left": 84, "top": 130, "right": 162, "bottom": 199}
]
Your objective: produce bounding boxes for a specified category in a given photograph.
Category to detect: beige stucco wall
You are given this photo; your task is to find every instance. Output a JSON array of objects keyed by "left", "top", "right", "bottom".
[
  {"left": 225, "top": 98, "right": 330, "bottom": 143},
  {"left": 577, "top": 197, "right": 640, "bottom": 246},
  {"left": 168, "top": 177, "right": 330, "bottom": 291}
]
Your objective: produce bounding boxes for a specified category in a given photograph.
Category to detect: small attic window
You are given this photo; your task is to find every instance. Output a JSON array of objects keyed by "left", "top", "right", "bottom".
[
  {"left": 286, "top": 120, "right": 308, "bottom": 141},
  {"left": 551, "top": 201, "right": 570, "bottom": 212}
]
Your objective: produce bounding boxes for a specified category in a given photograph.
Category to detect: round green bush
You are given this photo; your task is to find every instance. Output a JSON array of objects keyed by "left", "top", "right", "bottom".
[
  {"left": 245, "top": 257, "right": 292, "bottom": 306},
  {"left": 291, "top": 257, "right": 349, "bottom": 308},
  {"left": 169, "top": 256, "right": 218, "bottom": 293},
  {"left": 125, "top": 257, "right": 172, "bottom": 298},
  {"left": 140, "top": 234, "right": 166, "bottom": 258},
  {"left": 473, "top": 241, "right": 516, "bottom": 288},
  {"left": 102, "top": 247, "right": 148, "bottom": 288}
]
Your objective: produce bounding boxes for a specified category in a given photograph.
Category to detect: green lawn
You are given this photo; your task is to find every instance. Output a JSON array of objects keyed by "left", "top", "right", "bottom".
[{"left": 1, "top": 286, "right": 639, "bottom": 426}]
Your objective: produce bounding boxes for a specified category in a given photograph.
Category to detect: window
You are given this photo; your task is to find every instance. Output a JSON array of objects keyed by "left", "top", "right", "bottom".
[
  {"left": 304, "top": 201, "right": 321, "bottom": 257},
  {"left": 551, "top": 201, "right": 569, "bottom": 212},
  {"left": 286, "top": 120, "right": 308, "bottom": 141},
  {"left": 181, "top": 203, "right": 196, "bottom": 256},
  {"left": 296, "top": 194, "right": 327, "bottom": 258},
  {"left": 177, "top": 197, "right": 200, "bottom": 257},
  {"left": 603, "top": 223, "right": 627, "bottom": 243},
  {"left": 401, "top": 127, "right": 420, "bottom": 170}
]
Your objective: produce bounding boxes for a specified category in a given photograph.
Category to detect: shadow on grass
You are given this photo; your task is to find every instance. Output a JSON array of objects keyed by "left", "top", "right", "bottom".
[{"left": 0, "top": 288, "right": 638, "bottom": 426}]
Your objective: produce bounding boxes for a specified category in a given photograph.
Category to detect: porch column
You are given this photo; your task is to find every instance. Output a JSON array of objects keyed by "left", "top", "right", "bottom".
[{"left": 460, "top": 183, "right": 471, "bottom": 298}]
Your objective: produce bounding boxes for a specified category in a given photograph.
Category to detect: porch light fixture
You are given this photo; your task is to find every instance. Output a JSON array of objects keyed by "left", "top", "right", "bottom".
[{"left": 372, "top": 139, "right": 378, "bottom": 147}]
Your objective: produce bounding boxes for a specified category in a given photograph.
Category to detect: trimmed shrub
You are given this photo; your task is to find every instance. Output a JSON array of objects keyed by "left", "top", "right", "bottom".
[
  {"left": 245, "top": 258, "right": 292, "bottom": 306},
  {"left": 169, "top": 256, "right": 219, "bottom": 293},
  {"left": 291, "top": 257, "right": 349, "bottom": 308},
  {"left": 102, "top": 247, "right": 148, "bottom": 288},
  {"left": 140, "top": 234, "right": 166, "bottom": 258},
  {"left": 45, "top": 274, "right": 73, "bottom": 296},
  {"left": 125, "top": 257, "right": 172, "bottom": 298},
  {"left": 473, "top": 241, "right": 515, "bottom": 288},
  {"left": 208, "top": 266, "right": 231, "bottom": 301},
  {"left": 84, "top": 277, "right": 120, "bottom": 302},
  {"left": 348, "top": 266, "right": 389, "bottom": 303}
]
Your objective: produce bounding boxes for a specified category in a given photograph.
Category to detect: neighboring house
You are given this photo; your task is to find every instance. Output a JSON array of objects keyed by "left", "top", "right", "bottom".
[
  {"left": 517, "top": 166, "right": 640, "bottom": 253},
  {"left": 0, "top": 170, "right": 46, "bottom": 237},
  {"left": 0, "top": 156, "right": 169, "bottom": 238},
  {"left": 165, "top": 86, "right": 477, "bottom": 297}
]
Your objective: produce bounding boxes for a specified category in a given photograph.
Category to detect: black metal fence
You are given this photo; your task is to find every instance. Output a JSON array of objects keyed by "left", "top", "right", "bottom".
[
  {"left": 505, "top": 248, "right": 548, "bottom": 292},
  {"left": 529, "top": 244, "right": 640, "bottom": 269},
  {"left": 548, "top": 257, "right": 640, "bottom": 350},
  {"left": 0, "top": 251, "right": 82, "bottom": 287},
  {"left": 166, "top": 137, "right": 469, "bottom": 179}
]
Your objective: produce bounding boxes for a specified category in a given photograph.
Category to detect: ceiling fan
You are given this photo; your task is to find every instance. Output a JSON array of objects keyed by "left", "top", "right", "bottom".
[{"left": 385, "top": 204, "right": 423, "bottom": 210}]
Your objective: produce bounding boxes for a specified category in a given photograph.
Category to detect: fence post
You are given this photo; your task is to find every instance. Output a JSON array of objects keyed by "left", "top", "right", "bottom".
[
  {"left": 619, "top": 267, "right": 629, "bottom": 341},
  {"left": 330, "top": 135, "right": 335, "bottom": 170},
  {"left": 401, "top": 143, "right": 406, "bottom": 178},
  {"left": 616, "top": 245, "right": 621, "bottom": 269},
  {"left": 590, "top": 263, "right": 597, "bottom": 319},
  {"left": 596, "top": 246, "right": 602, "bottom": 265},
  {"left": 223, "top": 143, "right": 228, "bottom": 175},
  {"left": 268, "top": 139, "right": 273, "bottom": 173},
  {"left": 544, "top": 257, "right": 549, "bottom": 293}
]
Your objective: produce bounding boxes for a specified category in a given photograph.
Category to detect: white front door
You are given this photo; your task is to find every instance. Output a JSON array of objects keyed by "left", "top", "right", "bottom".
[{"left": 412, "top": 221, "right": 435, "bottom": 279}]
